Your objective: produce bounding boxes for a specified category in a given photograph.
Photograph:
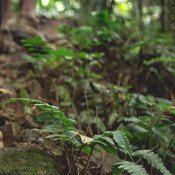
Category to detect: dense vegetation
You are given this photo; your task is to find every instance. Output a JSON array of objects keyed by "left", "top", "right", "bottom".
[{"left": 1, "top": 0, "right": 175, "bottom": 175}]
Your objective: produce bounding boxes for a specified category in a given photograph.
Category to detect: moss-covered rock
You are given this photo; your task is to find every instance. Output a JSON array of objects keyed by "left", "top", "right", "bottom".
[{"left": 0, "top": 146, "right": 59, "bottom": 175}]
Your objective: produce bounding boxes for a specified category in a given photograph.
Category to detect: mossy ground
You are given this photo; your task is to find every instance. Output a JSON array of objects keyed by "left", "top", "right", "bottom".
[{"left": 0, "top": 147, "right": 59, "bottom": 175}]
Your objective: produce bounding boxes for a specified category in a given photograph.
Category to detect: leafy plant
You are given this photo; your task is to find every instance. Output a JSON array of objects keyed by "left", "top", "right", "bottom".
[
  {"left": 113, "top": 161, "right": 149, "bottom": 175},
  {"left": 3, "top": 98, "right": 172, "bottom": 175},
  {"left": 16, "top": 9, "right": 175, "bottom": 175},
  {"left": 133, "top": 150, "right": 172, "bottom": 175},
  {"left": 22, "top": 36, "right": 103, "bottom": 81},
  {"left": 58, "top": 10, "right": 125, "bottom": 49}
]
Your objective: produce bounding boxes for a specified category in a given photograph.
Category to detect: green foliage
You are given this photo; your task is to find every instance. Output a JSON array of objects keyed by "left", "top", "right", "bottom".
[
  {"left": 4, "top": 98, "right": 79, "bottom": 145},
  {"left": 4, "top": 98, "right": 172, "bottom": 175},
  {"left": 58, "top": 11, "right": 125, "bottom": 49},
  {"left": 16, "top": 5, "right": 175, "bottom": 175},
  {"left": 133, "top": 150, "right": 172, "bottom": 175},
  {"left": 6, "top": 1, "right": 175, "bottom": 174},
  {"left": 113, "top": 161, "right": 149, "bottom": 175},
  {"left": 90, "top": 130, "right": 132, "bottom": 156},
  {"left": 113, "top": 130, "right": 132, "bottom": 156},
  {"left": 128, "top": 32, "right": 175, "bottom": 77},
  {"left": 36, "top": 103, "right": 80, "bottom": 145},
  {"left": 22, "top": 36, "right": 103, "bottom": 80},
  {"left": 112, "top": 149, "right": 173, "bottom": 175}
]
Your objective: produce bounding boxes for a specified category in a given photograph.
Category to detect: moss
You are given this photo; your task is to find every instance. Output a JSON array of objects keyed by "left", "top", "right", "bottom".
[{"left": 0, "top": 147, "right": 59, "bottom": 175}]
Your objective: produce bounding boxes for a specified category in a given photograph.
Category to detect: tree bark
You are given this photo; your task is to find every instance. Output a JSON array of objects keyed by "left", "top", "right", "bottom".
[
  {"left": 160, "top": 0, "right": 165, "bottom": 31},
  {"left": 164, "top": 0, "right": 175, "bottom": 32},
  {"left": 108, "top": 0, "right": 115, "bottom": 13},
  {"left": 138, "top": 0, "right": 144, "bottom": 31},
  {"left": 0, "top": 0, "right": 3, "bottom": 26}
]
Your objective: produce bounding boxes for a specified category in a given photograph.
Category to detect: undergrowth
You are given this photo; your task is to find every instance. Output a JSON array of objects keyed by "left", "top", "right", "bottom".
[
  {"left": 2, "top": 98, "right": 173, "bottom": 175},
  {"left": 9, "top": 10, "right": 175, "bottom": 175}
]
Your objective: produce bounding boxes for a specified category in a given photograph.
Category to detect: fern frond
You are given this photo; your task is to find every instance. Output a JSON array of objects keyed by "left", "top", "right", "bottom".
[
  {"left": 92, "top": 134, "right": 117, "bottom": 155},
  {"left": 113, "top": 130, "right": 132, "bottom": 156},
  {"left": 133, "top": 150, "right": 172, "bottom": 175},
  {"left": 93, "top": 135, "right": 115, "bottom": 145},
  {"left": 114, "top": 161, "right": 149, "bottom": 175}
]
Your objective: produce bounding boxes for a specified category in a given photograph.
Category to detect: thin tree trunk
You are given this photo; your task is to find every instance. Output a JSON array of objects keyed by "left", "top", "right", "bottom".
[
  {"left": 1, "top": 0, "right": 9, "bottom": 29},
  {"left": 0, "top": 0, "right": 3, "bottom": 26},
  {"left": 164, "top": 0, "right": 175, "bottom": 32},
  {"left": 109, "top": 0, "right": 115, "bottom": 13},
  {"left": 160, "top": 0, "right": 165, "bottom": 31},
  {"left": 138, "top": 0, "right": 144, "bottom": 31}
]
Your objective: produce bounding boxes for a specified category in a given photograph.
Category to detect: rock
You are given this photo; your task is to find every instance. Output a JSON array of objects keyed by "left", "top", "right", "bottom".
[{"left": 0, "top": 146, "right": 59, "bottom": 175}]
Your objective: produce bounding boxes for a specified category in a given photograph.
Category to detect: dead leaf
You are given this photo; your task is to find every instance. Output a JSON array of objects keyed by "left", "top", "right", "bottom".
[
  {"left": 79, "top": 134, "right": 93, "bottom": 144},
  {"left": 0, "top": 88, "right": 14, "bottom": 95}
]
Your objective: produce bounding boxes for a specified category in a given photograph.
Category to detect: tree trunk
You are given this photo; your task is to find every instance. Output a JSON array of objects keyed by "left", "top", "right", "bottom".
[
  {"left": 0, "top": 0, "right": 3, "bottom": 26},
  {"left": 108, "top": 0, "right": 115, "bottom": 13},
  {"left": 138, "top": 0, "right": 144, "bottom": 31},
  {"left": 164, "top": 0, "right": 175, "bottom": 32},
  {"left": 160, "top": 0, "right": 165, "bottom": 31}
]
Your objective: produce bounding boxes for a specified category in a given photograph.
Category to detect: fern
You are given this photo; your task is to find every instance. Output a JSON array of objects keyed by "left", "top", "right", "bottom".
[
  {"left": 90, "top": 130, "right": 133, "bottom": 157},
  {"left": 113, "top": 161, "right": 149, "bottom": 175},
  {"left": 94, "top": 135, "right": 115, "bottom": 145},
  {"left": 4, "top": 98, "right": 80, "bottom": 145},
  {"left": 3, "top": 98, "right": 173, "bottom": 175},
  {"left": 112, "top": 130, "right": 132, "bottom": 157},
  {"left": 133, "top": 150, "right": 172, "bottom": 175},
  {"left": 91, "top": 134, "right": 118, "bottom": 155}
]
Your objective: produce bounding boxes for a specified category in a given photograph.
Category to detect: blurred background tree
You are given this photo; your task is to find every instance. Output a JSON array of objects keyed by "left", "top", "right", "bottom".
[
  {"left": 164, "top": 0, "right": 175, "bottom": 31},
  {"left": 18, "top": 0, "right": 172, "bottom": 34}
]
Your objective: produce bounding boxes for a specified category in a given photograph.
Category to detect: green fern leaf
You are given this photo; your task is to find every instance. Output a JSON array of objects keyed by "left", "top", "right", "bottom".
[
  {"left": 91, "top": 140, "right": 108, "bottom": 147},
  {"left": 133, "top": 150, "right": 172, "bottom": 175},
  {"left": 93, "top": 135, "right": 115, "bottom": 145},
  {"left": 92, "top": 134, "right": 117, "bottom": 155},
  {"left": 114, "top": 161, "right": 149, "bottom": 175},
  {"left": 113, "top": 130, "right": 132, "bottom": 156}
]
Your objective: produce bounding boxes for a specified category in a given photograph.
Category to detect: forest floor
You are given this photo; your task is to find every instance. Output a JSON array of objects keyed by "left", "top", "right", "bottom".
[
  {"left": 1, "top": 14, "right": 175, "bottom": 175},
  {"left": 0, "top": 17, "right": 114, "bottom": 175}
]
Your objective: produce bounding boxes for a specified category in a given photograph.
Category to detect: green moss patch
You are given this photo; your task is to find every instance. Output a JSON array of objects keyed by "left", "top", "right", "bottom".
[{"left": 0, "top": 147, "right": 59, "bottom": 175}]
